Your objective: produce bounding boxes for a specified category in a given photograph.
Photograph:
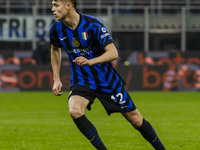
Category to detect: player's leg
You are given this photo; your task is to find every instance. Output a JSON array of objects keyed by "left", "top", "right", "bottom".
[
  {"left": 68, "top": 94, "right": 107, "bottom": 150},
  {"left": 122, "top": 109, "right": 166, "bottom": 150}
]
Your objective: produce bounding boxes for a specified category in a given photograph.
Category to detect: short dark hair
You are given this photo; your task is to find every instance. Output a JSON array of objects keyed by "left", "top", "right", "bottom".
[{"left": 69, "top": 0, "right": 77, "bottom": 9}]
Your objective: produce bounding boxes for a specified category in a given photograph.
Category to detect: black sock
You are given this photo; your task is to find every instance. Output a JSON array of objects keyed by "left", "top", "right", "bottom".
[
  {"left": 73, "top": 115, "right": 108, "bottom": 150},
  {"left": 137, "top": 118, "right": 166, "bottom": 150}
]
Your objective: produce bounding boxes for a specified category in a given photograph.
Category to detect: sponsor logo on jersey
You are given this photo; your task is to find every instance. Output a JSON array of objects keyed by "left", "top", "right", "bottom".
[
  {"left": 67, "top": 47, "right": 93, "bottom": 55},
  {"left": 82, "top": 32, "right": 88, "bottom": 40},
  {"left": 100, "top": 33, "right": 110, "bottom": 39}
]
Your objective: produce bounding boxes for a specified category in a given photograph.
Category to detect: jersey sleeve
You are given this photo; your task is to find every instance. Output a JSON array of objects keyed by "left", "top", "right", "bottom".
[
  {"left": 49, "top": 23, "right": 62, "bottom": 48},
  {"left": 92, "top": 20, "right": 114, "bottom": 49}
]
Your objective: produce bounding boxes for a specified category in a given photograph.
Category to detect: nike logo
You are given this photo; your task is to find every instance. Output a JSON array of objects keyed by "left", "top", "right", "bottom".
[
  {"left": 121, "top": 106, "right": 128, "bottom": 109},
  {"left": 60, "top": 36, "right": 67, "bottom": 41},
  {"left": 89, "top": 136, "right": 95, "bottom": 142},
  {"left": 152, "top": 136, "right": 157, "bottom": 142}
]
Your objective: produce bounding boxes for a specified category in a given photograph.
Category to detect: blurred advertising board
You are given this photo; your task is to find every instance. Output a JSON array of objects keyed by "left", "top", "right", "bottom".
[
  {"left": 0, "top": 15, "right": 56, "bottom": 41},
  {"left": 0, "top": 51, "right": 200, "bottom": 91},
  {"left": 0, "top": 15, "right": 108, "bottom": 41},
  {"left": 1, "top": 51, "right": 200, "bottom": 66},
  {"left": 0, "top": 64, "right": 200, "bottom": 92}
]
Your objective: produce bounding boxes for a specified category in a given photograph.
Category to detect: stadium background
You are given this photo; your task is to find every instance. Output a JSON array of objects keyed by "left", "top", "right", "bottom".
[
  {"left": 0, "top": 1, "right": 200, "bottom": 150},
  {"left": 0, "top": 0, "right": 200, "bottom": 91}
]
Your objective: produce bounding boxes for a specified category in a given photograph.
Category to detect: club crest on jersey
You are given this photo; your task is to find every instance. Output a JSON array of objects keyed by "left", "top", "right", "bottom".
[
  {"left": 82, "top": 32, "right": 88, "bottom": 40},
  {"left": 72, "top": 38, "right": 80, "bottom": 47}
]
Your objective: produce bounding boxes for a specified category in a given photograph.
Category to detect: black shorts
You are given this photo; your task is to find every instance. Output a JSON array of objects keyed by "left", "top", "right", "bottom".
[{"left": 68, "top": 84, "right": 136, "bottom": 115}]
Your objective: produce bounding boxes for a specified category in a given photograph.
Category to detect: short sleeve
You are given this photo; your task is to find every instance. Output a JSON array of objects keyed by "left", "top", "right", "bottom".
[
  {"left": 93, "top": 20, "right": 114, "bottom": 49},
  {"left": 49, "top": 23, "right": 62, "bottom": 48}
]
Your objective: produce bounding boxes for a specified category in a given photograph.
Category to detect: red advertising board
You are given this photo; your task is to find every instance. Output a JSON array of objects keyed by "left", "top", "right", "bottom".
[{"left": 0, "top": 64, "right": 200, "bottom": 91}]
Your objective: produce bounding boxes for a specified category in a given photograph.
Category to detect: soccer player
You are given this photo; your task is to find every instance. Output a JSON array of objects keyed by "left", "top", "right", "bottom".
[{"left": 50, "top": 0, "right": 166, "bottom": 149}]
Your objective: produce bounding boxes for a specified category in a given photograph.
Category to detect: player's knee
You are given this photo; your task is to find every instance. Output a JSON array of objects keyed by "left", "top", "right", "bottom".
[
  {"left": 69, "top": 108, "right": 84, "bottom": 119},
  {"left": 130, "top": 119, "right": 142, "bottom": 129},
  {"left": 127, "top": 114, "right": 143, "bottom": 128}
]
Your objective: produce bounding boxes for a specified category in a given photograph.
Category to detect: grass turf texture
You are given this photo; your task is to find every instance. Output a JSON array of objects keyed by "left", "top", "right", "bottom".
[{"left": 0, "top": 92, "right": 199, "bottom": 150}]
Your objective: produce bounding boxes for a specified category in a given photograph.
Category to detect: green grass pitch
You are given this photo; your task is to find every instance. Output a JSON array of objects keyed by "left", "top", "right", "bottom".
[{"left": 0, "top": 92, "right": 200, "bottom": 150}]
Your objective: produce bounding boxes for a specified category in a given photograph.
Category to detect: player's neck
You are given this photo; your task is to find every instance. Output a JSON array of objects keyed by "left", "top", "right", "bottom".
[{"left": 63, "top": 11, "right": 80, "bottom": 30}]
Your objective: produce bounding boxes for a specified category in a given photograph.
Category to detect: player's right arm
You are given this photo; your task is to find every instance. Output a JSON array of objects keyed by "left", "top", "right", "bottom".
[{"left": 51, "top": 44, "right": 63, "bottom": 96}]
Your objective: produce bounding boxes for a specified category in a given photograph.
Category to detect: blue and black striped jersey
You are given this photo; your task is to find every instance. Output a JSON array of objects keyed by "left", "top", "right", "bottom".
[{"left": 50, "top": 14, "right": 125, "bottom": 93}]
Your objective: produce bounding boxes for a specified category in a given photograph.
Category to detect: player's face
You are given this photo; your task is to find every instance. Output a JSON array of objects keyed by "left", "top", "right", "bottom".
[{"left": 51, "top": 0, "right": 69, "bottom": 20}]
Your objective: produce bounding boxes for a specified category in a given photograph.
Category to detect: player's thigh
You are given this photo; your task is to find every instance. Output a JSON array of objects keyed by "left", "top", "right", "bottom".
[
  {"left": 68, "top": 94, "right": 90, "bottom": 111},
  {"left": 68, "top": 94, "right": 90, "bottom": 117}
]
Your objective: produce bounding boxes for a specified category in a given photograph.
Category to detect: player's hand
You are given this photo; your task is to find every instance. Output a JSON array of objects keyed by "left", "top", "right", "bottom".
[
  {"left": 52, "top": 80, "right": 63, "bottom": 96},
  {"left": 73, "top": 56, "right": 93, "bottom": 66}
]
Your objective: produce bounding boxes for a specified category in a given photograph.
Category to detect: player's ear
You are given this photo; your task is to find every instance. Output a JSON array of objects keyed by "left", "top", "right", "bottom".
[{"left": 66, "top": 2, "right": 71, "bottom": 10}]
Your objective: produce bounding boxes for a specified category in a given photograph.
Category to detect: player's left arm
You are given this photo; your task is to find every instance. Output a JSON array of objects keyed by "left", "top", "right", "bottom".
[{"left": 73, "top": 43, "right": 118, "bottom": 66}]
